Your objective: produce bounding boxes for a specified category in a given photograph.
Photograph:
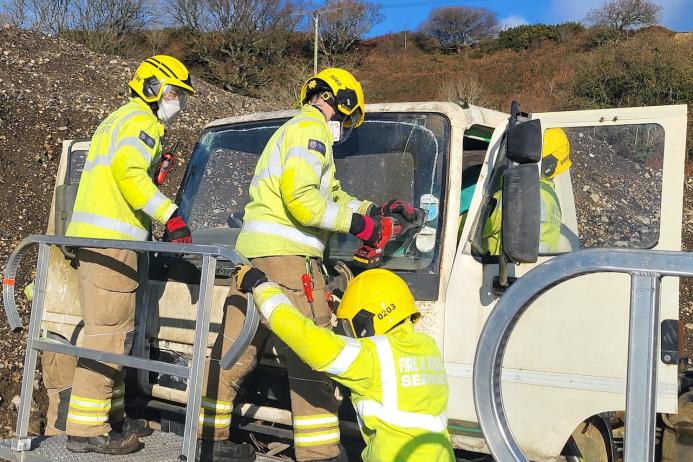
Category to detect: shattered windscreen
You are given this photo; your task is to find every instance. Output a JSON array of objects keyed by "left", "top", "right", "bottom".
[{"left": 178, "top": 112, "right": 449, "bottom": 273}]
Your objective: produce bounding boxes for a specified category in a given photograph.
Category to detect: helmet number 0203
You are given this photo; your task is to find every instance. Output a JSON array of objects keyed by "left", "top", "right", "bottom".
[{"left": 377, "top": 303, "right": 397, "bottom": 320}]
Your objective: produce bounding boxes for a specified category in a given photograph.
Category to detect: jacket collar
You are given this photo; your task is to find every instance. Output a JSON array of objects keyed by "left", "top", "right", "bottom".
[
  {"left": 128, "top": 97, "right": 165, "bottom": 137},
  {"left": 301, "top": 104, "right": 331, "bottom": 142}
]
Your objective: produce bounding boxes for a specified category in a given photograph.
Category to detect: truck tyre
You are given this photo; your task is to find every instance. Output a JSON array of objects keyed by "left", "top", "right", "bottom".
[{"left": 562, "top": 414, "right": 615, "bottom": 462}]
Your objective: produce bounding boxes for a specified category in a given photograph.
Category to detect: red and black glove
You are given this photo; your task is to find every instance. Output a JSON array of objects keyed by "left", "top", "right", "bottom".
[
  {"left": 350, "top": 213, "right": 393, "bottom": 247},
  {"left": 164, "top": 213, "right": 192, "bottom": 244},
  {"left": 380, "top": 199, "right": 417, "bottom": 222}
]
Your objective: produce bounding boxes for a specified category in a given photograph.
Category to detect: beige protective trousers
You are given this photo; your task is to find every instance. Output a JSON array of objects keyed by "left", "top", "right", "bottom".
[
  {"left": 58, "top": 248, "right": 138, "bottom": 437},
  {"left": 200, "top": 255, "right": 341, "bottom": 461}
]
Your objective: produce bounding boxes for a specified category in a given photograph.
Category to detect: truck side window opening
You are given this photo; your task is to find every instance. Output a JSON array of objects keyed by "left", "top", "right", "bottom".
[
  {"left": 559, "top": 124, "right": 664, "bottom": 250},
  {"left": 466, "top": 123, "right": 665, "bottom": 258}
]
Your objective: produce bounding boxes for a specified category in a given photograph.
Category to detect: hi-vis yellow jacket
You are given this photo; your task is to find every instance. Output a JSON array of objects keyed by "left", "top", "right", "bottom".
[
  {"left": 253, "top": 282, "right": 455, "bottom": 462},
  {"left": 66, "top": 98, "right": 177, "bottom": 240},
  {"left": 236, "top": 105, "right": 371, "bottom": 259},
  {"left": 482, "top": 177, "right": 562, "bottom": 255}
]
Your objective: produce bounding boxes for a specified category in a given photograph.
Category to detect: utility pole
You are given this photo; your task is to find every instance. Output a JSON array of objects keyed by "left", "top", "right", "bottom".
[{"left": 312, "top": 10, "right": 319, "bottom": 74}]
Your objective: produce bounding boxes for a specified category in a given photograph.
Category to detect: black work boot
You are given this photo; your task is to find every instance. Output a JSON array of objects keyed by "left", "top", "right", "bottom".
[
  {"left": 195, "top": 440, "right": 256, "bottom": 462},
  {"left": 112, "top": 416, "right": 155, "bottom": 437},
  {"left": 66, "top": 430, "right": 142, "bottom": 455}
]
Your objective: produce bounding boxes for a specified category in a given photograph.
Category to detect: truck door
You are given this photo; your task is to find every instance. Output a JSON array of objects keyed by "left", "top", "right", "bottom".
[{"left": 447, "top": 104, "right": 687, "bottom": 459}]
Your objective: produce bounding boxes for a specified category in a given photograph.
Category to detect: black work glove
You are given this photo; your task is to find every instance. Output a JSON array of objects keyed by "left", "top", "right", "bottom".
[
  {"left": 380, "top": 199, "right": 417, "bottom": 222},
  {"left": 233, "top": 265, "right": 268, "bottom": 293},
  {"left": 350, "top": 213, "right": 386, "bottom": 247},
  {"left": 163, "top": 212, "right": 192, "bottom": 244}
]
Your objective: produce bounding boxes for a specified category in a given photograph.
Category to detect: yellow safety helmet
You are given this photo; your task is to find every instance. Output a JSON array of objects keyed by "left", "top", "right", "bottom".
[
  {"left": 300, "top": 68, "right": 366, "bottom": 128},
  {"left": 541, "top": 128, "right": 571, "bottom": 179},
  {"left": 128, "top": 55, "right": 196, "bottom": 104},
  {"left": 337, "top": 269, "right": 420, "bottom": 338}
]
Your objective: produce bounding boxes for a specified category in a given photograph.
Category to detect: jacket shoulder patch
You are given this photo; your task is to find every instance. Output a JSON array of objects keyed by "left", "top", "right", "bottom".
[
  {"left": 307, "top": 139, "right": 326, "bottom": 155},
  {"left": 138, "top": 130, "right": 156, "bottom": 149}
]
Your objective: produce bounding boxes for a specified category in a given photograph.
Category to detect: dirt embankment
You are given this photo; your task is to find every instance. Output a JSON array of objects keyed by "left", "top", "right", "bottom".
[{"left": 0, "top": 25, "right": 278, "bottom": 436}]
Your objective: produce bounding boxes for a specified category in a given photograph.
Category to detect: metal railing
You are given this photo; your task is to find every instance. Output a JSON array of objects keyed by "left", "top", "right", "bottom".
[
  {"left": 2, "top": 235, "right": 260, "bottom": 462},
  {"left": 473, "top": 248, "right": 693, "bottom": 462}
]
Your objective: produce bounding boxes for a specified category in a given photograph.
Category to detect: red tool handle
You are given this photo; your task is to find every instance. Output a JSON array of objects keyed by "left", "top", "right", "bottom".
[
  {"left": 154, "top": 152, "right": 174, "bottom": 186},
  {"left": 302, "top": 274, "right": 314, "bottom": 303}
]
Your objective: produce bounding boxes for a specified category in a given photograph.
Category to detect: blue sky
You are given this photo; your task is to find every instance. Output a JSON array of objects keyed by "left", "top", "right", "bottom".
[{"left": 359, "top": 0, "right": 692, "bottom": 37}]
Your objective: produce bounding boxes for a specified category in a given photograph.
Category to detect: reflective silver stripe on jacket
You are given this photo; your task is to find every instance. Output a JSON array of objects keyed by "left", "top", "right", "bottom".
[
  {"left": 319, "top": 201, "right": 341, "bottom": 230},
  {"left": 82, "top": 110, "right": 151, "bottom": 172},
  {"left": 324, "top": 337, "right": 362, "bottom": 375},
  {"left": 347, "top": 200, "right": 363, "bottom": 212},
  {"left": 354, "top": 336, "right": 448, "bottom": 433},
  {"left": 242, "top": 220, "right": 325, "bottom": 252},
  {"left": 141, "top": 190, "right": 169, "bottom": 217},
  {"left": 70, "top": 211, "right": 149, "bottom": 241},
  {"left": 256, "top": 286, "right": 292, "bottom": 320},
  {"left": 285, "top": 146, "right": 323, "bottom": 178}
]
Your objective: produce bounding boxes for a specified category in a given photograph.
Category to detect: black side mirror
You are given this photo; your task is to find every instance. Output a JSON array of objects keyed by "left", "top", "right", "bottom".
[
  {"left": 502, "top": 163, "right": 540, "bottom": 263},
  {"left": 506, "top": 119, "right": 542, "bottom": 164}
]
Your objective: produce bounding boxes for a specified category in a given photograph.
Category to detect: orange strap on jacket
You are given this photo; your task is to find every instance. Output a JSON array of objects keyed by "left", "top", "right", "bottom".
[{"left": 3, "top": 278, "right": 15, "bottom": 286}]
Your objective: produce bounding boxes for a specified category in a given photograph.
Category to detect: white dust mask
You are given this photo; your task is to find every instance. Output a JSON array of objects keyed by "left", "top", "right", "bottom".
[{"left": 157, "top": 98, "right": 181, "bottom": 126}]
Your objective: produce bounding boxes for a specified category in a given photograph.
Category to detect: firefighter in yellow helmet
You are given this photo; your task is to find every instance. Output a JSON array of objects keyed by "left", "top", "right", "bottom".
[
  {"left": 232, "top": 266, "right": 455, "bottom": 461},
  {"left": 41, "top": 55, "right": 195, "bottom": 455},
  {"left": 197, "top": 68, "right": 418, "bottom": 461},
  {"left": 482, "top": 127, "right": 571, "bottom": 255}
]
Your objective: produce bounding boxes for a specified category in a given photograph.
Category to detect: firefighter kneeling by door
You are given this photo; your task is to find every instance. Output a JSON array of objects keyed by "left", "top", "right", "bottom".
[{"left": 234, "top": 265, "right": 455, "bottom": 462}]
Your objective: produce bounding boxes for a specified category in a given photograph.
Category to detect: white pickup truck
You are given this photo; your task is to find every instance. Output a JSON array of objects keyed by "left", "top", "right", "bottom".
[{"left": 39, "top": 101, "right": 689, "bottom": 461}]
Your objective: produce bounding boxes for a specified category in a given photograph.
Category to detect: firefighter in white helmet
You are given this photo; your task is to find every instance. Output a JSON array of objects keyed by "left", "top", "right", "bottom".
[
  {"left": 197, "top": 68, "right": 418, "bottom": 461},
  {"left": 233, "top": 265, "right": 455, "bottom": 461},
  {"left": 42, "top": 55, "right": 195, "bottom": 455}
]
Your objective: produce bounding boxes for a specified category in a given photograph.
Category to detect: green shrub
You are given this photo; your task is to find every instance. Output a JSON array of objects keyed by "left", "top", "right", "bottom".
[
  {"left": 495, "top": 23, "right": 583, "bottom": 51},
  {"left": 569, "top": 31, "right": 693, "bottom": 157}
]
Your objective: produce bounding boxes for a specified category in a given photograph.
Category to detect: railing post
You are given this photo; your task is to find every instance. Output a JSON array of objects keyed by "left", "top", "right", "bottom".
[
  {"left": 624, "top": 274, "right": 661, "bottom": 462},
  {"left": 180, "top": 255, "right": 216, "bottom": 461},
  {"left": 12, "top": 243, "right": 50, "bottom": 451}
]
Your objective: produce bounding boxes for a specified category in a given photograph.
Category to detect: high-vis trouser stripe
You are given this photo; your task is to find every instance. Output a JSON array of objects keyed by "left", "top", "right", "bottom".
[
  {"left": 70, "top": 211, "right": 149, "bottom": 240},
  {"left": 201, "top": 397, "right": 233, "bottom": 413},
  {"left": 242, "top": 220, "right": 325, "bottom": 253},
  {"left": 293, "top": 414, "right": 339, "bottom": 429},
  {"left": 347, "top": 199, "right": 363, "bottom": 211},
  {"left": 199, "top": 414, "right": 232, "bottom": 427},
  {"left": 324, "top": 338, "right": 361, "bottom": 375},
  {"left": 67, "top": 412, "right": 109, "bottom": 424},
  {"left": 293, "top": 430, "right": 341, "bottom": 446},
  {"left": 68, "top": 396, "right": 111, "bottom": 411}
]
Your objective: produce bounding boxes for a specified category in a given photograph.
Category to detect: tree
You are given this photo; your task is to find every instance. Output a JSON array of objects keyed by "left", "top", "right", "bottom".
[
  {"left": 586, "top": 0, "right": 662, "bottom": 34},
  {"left": 0, "top": 0, "right": 73, "bottom": 35},
  {"left": 171, "top": 0, "right": 207, "bottom": 33},
  {"left": 419, "top": 6, "right": 499, "bottom": 52},
  {"left": 318, "top": 0, "right": 383, "bottom": 60}
]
